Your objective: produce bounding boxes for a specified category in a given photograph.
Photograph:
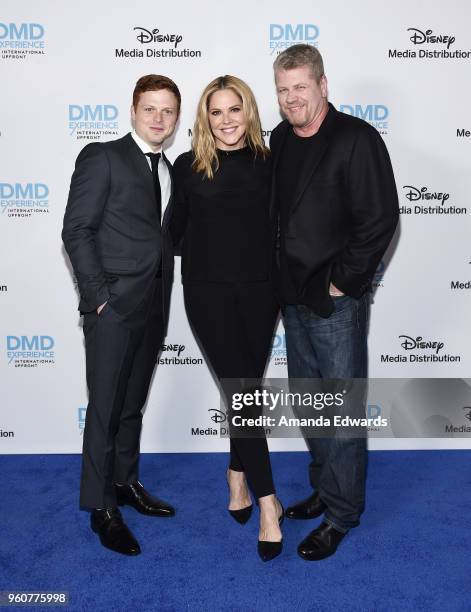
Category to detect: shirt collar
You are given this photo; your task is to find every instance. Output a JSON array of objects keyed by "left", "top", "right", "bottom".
[{"left": 131, "top": 130, "right": 163, "bottom": 157}]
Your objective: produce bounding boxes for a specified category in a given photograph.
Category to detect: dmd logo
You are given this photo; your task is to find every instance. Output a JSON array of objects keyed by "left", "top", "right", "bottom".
[
  {"left": 0, "top": 183, "right": 49, "bottom": 219},
  {"left": 69, "top": 105, "right": 118, "bottom": 122},
  {"left": 367, "top": 404, "right": 383, "bottom": 431},
  {"left": 68, "top": 104, "right": 119, "bottom": 140},
  {"left": 115, "top": 26, "right": 202, "bottom": 59},
  {"left": 339, "top": 105, "right": 389, "bottom": 134},
  {"left": 269, "top": 24, "right": 319, "bottom": 55},
  {"left": 0, "top": 23, "right": 45, "bottom": 60},
  {"left": 0, "top": 23, "right": 44, "bottom": 40},
  {"left": 367, "top": 404, "right": 382, "bottom": 419},
  {"left": 270, "top": 333, "right": 287, "bottom": 366},
  {"left": 6, "top": 335, "right": 55, "bottom": 368},
  {"left": 78, "top": 407, "right": 87, "bottom": 434}
]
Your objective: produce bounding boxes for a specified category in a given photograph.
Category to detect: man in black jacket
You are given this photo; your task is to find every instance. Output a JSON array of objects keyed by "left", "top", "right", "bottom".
[
  {"left": 62, "top": 75, "right": 180, "bottom": 555},
  {"left": 270, "top": 45, "right": 399, "bottom": 560}
]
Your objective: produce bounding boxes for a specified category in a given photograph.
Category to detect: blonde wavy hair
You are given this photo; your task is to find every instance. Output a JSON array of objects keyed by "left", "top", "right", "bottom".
[{"left": 192, "top": 75, "right": 268, "bottom": 179}]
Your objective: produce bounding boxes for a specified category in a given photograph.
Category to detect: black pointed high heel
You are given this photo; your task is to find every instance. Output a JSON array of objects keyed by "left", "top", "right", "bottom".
[
  {"left": 228, "top": 504, "right": 253, "bottom": 524},
  {"left": 226, "top": 468, "right": 252, "bottom": 524},
  {"left": 257, "top": 501, "right": 284, "bottom": 562}
]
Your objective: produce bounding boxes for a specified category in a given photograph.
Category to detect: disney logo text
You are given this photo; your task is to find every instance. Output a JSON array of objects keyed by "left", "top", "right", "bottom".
[
  {"left": 399, "top": 335, "right": 444, "bottom": 354},
  {"left": 208, "top": 409, "right": 226, "bottom": 424},
  {"left": 407, "top": 28, "right": 455, "bottom": 49},
  {"left": 161, "top": 343, "right": 185, "bottom": 356},
  {"left": 403, "top": 186, "right": 450, "bottom": 205},
  {"left": 134, "top": 27, "right": 182, "bottom": 47}
]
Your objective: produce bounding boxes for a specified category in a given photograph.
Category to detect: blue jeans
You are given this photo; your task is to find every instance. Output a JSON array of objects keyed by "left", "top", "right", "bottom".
[{"left": 283, "top": 293, "right": 369, "bottom": 532}]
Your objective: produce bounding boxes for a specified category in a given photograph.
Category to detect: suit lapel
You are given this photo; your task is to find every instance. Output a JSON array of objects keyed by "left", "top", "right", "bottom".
[{"left": 125, "top": 133, "right": 155, "bottom": 199}]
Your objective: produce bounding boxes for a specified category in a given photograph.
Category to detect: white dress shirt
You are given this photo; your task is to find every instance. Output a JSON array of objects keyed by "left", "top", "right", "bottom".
[{"left": 131, "top": 130, "right": 171, "bottom": 221}]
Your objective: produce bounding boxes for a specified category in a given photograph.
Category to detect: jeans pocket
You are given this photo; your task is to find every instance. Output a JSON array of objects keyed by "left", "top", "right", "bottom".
[
  {"left": 332, "top": 294, "right": 354, "bottom": 310},
  {"left": 331, "top": 295, "right": 358, "bottom": 327}
]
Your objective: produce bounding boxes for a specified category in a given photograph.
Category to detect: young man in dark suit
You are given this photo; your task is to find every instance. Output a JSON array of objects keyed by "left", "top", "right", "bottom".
[
  {"left": 270, "top": 45, "right": 399, "bottom": 560},
  {"left": 62, "top": 75, "right": 181, "bottom": 555}
]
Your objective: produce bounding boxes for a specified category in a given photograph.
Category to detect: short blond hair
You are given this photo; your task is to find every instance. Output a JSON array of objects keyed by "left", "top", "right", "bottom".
[{"left": 273, "top": 44, "right": 324, "bottom": 83}]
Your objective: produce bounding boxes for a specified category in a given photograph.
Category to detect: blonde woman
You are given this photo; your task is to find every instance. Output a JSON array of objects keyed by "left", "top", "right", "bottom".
[{"left": 172, "top": 76, "right": 283, "bottom": 561}]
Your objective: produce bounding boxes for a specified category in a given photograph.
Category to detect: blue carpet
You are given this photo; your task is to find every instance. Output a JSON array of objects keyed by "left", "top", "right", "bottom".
[{"left": 0, "top": 451, "right": 469, "bottom": 611}]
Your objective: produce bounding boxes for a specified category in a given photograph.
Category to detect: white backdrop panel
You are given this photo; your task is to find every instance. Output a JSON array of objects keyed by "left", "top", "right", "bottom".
[{"left": 1, "top": 0, "right": 470, "bottom": 453}]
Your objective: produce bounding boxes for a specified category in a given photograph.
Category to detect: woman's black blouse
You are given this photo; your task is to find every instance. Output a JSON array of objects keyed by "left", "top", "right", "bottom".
[{"left": 171, "top": 147, "right": 272, "bottom": 283}]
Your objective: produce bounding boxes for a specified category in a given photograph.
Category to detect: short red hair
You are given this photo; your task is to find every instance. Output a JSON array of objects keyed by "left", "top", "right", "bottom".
[{"left": 132, "top": 74, "right": 181, "bottom": 112}]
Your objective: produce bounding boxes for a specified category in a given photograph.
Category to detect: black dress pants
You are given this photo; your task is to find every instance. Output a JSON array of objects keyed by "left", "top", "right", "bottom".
[
  {"left": 184, "top": 281, "right": 278, "bottom": 499},
  {"left": 80, "top": 280, "right": 165, "bottom": 509}
]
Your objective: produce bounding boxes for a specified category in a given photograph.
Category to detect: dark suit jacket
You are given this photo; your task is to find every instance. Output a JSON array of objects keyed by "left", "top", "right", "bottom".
[
  {"left": 270, "top": 103, "right": 399, "bottom": 317},
  {"left": 62, "top": 133, "right": 174, "bottom": 325}
]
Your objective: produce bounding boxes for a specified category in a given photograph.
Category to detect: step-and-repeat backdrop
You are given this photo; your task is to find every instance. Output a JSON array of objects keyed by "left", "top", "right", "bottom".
[{"left": 1, "top": 0, "right": 470, "bottom": 453}]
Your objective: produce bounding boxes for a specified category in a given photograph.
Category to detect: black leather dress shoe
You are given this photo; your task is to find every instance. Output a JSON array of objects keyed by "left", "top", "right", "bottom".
[
  {"left": 285, "top": 491, "right": 326, "bottom": 520},
  {"left": 91, "top": 508, "right": 141, "bottom": 556},
  {"left": 297, "top": 521, "right": 346, "bottom": 561},
  {"left": 115, "top": 481, "right": 175, "bottom": 517}
]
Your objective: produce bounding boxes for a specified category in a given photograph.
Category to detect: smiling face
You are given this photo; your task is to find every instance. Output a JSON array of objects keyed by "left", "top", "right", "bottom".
[
  {"left": 207, "top": 88, "right": 247, "bottom": 151},
  {"left": 131, "top": 89, "right": 179, "bottom": 151},
  {"left": 275, "top": 65, "right": 328, "bottom": 132}
]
